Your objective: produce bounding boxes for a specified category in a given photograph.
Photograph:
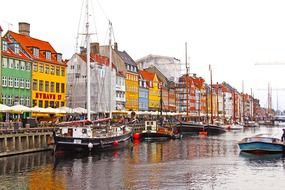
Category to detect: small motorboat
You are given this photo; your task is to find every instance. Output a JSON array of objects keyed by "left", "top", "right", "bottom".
[
  {"left": 238, "top": 134, "right": 285, "bottom": 154},
  {"left": 227, "top": 122, "right": 244, "bottom": 130}
]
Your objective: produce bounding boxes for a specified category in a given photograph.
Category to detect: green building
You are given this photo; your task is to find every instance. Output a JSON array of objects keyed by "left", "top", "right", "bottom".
[{"left": 1, "top": 33, "right": 32, "bottom": 106}]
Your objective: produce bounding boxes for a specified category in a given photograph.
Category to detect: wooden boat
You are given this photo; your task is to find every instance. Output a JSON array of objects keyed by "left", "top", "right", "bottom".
[
  {"left": 238, "top": 134, "right": 285, "bottom": 154},
  {"left": 140, "top": 120, "right": 178, "bottom": 140},
  {"left": 177, "top": 121, "right": 226, "bottom": 135},
  {"left": 54, "top": 119, "right": 133, "bottom": 152}
]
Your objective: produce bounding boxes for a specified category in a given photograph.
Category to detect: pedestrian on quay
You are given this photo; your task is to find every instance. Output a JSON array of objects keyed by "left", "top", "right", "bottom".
[{"left": 281, "top": 129, "right": 285, "bottom": 142}]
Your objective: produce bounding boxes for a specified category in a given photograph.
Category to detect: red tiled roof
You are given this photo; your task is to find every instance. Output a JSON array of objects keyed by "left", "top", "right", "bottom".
[
  {"left": 1, "top": 38, "right": 31, "bottom": 61},
  {"left": 78, "top": 53, "right": 116, "bottom": 69},
  {"left": 139, "top": 70, "right": 155, "bottom": 81},
  {"left": 7, "top": 31, "right": 64, "bottom": 65}
]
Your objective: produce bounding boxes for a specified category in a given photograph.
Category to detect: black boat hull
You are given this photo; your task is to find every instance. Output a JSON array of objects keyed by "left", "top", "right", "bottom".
[
  {"left": 177, "top": 122, "right": 226, "bottom": 135},
  {"left": 54, "top": 132, "right": 132, "bottom": 152}
]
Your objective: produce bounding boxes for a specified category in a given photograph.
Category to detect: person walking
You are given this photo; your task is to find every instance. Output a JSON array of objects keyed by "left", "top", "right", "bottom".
[{"left": 281, "top": 129, "right": 285, "bottom": 142}]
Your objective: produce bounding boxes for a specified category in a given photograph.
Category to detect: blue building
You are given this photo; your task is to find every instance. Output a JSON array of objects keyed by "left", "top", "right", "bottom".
[{"left": 138, "top": 72, "right": 148, "bottom": 111}]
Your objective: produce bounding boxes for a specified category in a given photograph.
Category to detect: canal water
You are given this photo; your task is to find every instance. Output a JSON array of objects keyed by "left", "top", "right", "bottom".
[{"left": 0, "top": 126, "right": 285, "bottom": 190}]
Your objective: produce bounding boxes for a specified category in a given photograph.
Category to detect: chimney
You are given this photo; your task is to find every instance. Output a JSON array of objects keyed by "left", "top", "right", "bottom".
[
  {"left": 90, "top": 42, "right": 99, "bottom": 54},
  {"left": 18, "top": 22, "right": 30, "bottom": 36},
  {"left": 114, "top": 42, "right": 118, "bottom": 51},
  {"left": 80, "top": 46, "right": 86, "bottom": 55}
]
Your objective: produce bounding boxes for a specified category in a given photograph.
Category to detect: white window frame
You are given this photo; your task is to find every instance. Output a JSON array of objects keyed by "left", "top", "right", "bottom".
[
  {"left": 14, "top": 78, "right": 19, "bottom": 88},
  {"left": 2, "top": 76, "right": 7, "bottom": 87}
]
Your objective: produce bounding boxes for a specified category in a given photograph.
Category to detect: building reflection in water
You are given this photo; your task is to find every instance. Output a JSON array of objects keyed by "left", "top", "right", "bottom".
[{"left": 0, "top": 151, "right": 65, "bottom": 190}]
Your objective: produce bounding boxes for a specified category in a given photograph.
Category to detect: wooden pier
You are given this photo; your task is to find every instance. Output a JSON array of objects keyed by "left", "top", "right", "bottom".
[{"left": 0, "top": 128, "right": 54, "bottom": 157}]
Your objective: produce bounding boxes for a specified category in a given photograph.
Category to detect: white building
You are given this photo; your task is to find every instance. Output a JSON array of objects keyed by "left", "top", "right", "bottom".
[
  {"left": 66, "top": 47, "right": 116, "bottom": 114},
  {"left": 136, "top": 54, "right": 182, "bottom": 83}
]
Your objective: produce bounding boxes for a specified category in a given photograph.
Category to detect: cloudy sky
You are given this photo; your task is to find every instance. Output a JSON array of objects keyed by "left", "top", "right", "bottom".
[{"left": 1, "top": 0, "right": 285, "bottom": 110}]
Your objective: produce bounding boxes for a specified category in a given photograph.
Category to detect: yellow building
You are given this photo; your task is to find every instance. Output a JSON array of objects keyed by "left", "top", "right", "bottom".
[
  {"left": 140, "top": 70, "right": 160, "bottom": 111},
  {"left": 8, "top": 23, "right": 66, "bottom": 108},
  {"left": 117, "top": 50, "right": 139, "bottom": 111}
]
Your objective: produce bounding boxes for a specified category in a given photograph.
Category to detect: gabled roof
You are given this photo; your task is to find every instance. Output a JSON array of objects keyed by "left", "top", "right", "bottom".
[
  {"left": 6, "top": 31, "right": 63, "bottom": 65},
  {"left": 139, "top": 70, "right": 156, "bottom": 81},
  {"left": 117, "top": 50, "right": 137, "bottom": 67},
  {"left": 1, "top": 37, "right": 31, "bottom": 61},
  {"left": 77, "top": 53, "right": 116, "bottom": 70}
]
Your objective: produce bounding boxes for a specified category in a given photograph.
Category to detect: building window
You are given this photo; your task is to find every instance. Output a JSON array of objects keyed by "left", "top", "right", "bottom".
[
  {"left": 9, "top": 59, "right": 14, "bottom": 68},
  {"left": 15, "top": 60, "right": 20, "bottom": 69},
  {"left": 20, "top": 61, "right": 25, "bottom": 70},
  {"left": 25, "top": 97, "right": 30, "bottom": 107},
  {"left": 2, "top": 58, "right": 7, "bottom": 68},
  {"left": 56, "top": 83, "right": 60, "bottom": 93},
  {"left": 56, "top": 67, "right": 60, "bottom": 76},
  {"left": 50, "top": 101, "right": 54, "bottom": 108},
  {"left": 61, "top": 67, "right": 65, "bottom": 76},
  {"left": 45, "top": 65, "right": 49, "bottom": 74},
  {"left": 8, "top": 77, "right": 13, "bottom": 87},
  {"left": 70, "top": 65, "right": 74, "bottom": 70},
  {"left": 20, "top": 79, "right": 25, "bottom": 88},
  {"left": 26, "top": 80, "right": 30, "bottom": 89},
  {"left": 61, "top": 83, "right": 65, "bottom": 93},
  {"left": 39, "top": 64, "right": 44, "bottom": 73},
  {"left": 38, "top": 100, "right": 43, "bottom": 108},
  {"left": 2, "top": 41, "right": 7, "bottom": 51},
  {"left": 33, "top": 47, "right": 39, "bottom": 58},
  {"left": 32, "top": 79, "right": 38, "bottom": 90},
  {"left": 20, "top": 97, "right": 25, "bottom": 105},
  {"left": 45, "top": 51, "right": 51, "bottom": 60},
  {"left": 2, "top": 76, "right": 7, "bottom": 87},
  {"left": 39, "top": 80, "right": 44, "bottom": 91},
  {"left": 14, "top": 78, "right": 19, "bottom": 88},
  {"left": 2, "top": 95, "right": 7, "bottom": 105},
  {"left": 44, "top": 100, "right": 49, "bottom": 108},
  {"left": 50, "top": 82, "right": 55, "bottom": 92},
  {"left": 33, "top": 100, "right": 37, "bottom": 107},
  {"left": 57, "top": 53, "right": 62, "bottom": 62},
  {"left": 25, "top": 62, "right": 31, "bottom": 71},
  {"left": 45, "top": 81, "right": 49, "bottom": 92},
  {"left": 50, "top": 66, "right": 55, "bottom": 75},
  {"left": 8, "top": 96, "right": 13, "bottom": 106},
  {"left": 61, "top": 101, "right": 65, "bottom": 107},
  {"left": 33, "top": 63, "right": 38, "bottom": 72},
  {"left": 14, "top": 43, "right": 20, "bottom": 54}
]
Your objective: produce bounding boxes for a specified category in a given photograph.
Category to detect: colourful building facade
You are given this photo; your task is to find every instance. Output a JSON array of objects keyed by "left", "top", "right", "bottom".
[
  {"left": 1, "top": 37, "right": 32, "bottom": 106},
  {"left": 140, "top": 70, "right": 160, "bottom": 111},
  {"left": 117, "top": 51, "right": 138, "bottom": 111},
  {"left": 6, "top": 23, "right": 66, "bottom": 108}
]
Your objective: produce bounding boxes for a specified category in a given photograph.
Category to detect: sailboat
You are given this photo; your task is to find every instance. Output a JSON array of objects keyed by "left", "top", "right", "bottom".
[
  {"left": 140, "top": 80, "right": 178, "bottom": 140},
  {"left": 54, "top": 1, "right": 132, "bottom": 152},
  {"left": 177, "top": 50, "right": 226, "bottom": 135}
]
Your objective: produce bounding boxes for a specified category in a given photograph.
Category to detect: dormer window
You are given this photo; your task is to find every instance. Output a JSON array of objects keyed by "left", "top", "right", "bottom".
[
  {"left": 33, "top": 47, "right": 39, "bottom": 58},
  {"left": 45, "top": 51, "right": 51, "bottom": 60},
  {"left": 57, "top": 53, "right": 62, "bottom": 62},
  {"left": 14, "top": 43, "right": 20, "bottom": 54},
  {"left": 2, "top": 41, "right": 7, "bottom": 51}
]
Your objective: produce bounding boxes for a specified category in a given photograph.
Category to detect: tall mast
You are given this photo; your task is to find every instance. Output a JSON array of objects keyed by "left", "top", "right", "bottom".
[
  {"left": 86, "top": 0, "right": 91, "bottom": 120},
  {"left": 185, "top": 42, "right": 189, "bottom": 121},
  {"left": 242, "top": 80, "right": 244, "bottom": 123},
  {"left": 109, "top": 21, "right": 113, "bottom": 119},
  {"left": 233, "top": 90, "right": 236, "bottom": 122},
  {"left": 209, "top": 64, "right": 213, "bottom": 124}
]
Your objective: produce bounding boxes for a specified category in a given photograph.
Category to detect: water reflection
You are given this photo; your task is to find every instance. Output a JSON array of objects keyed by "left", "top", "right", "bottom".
[{"left": 1, "top": 126, "right": 285, "bottom": 189}]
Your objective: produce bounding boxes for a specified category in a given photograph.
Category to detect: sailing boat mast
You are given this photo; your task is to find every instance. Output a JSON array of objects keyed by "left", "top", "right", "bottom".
[
  {"left": 185, "top": 42, "right": 189, "bottom": 121},
  {"left": 86, "top": 0, "right": 91, "bottom": 120},
  {"left": 209, "top": 64, "right": 213, "bottom": 124},
  {"left": 108, "top": 21, "right": 113, "bottom": 119}
]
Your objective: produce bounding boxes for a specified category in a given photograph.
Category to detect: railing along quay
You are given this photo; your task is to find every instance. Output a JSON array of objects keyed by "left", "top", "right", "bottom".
[{"left": 0, "top": 127, "right": 54, "bottom": 157}]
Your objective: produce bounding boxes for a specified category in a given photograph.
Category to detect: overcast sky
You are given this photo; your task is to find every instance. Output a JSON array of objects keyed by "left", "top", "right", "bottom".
[{"left": 1, "top": 0, "right": 285, "bottom": 110}]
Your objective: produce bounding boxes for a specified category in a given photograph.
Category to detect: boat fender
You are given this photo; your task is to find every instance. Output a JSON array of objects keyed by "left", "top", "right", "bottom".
[{"left": 88, "top": 142, "right": 93, "bottom": 150}]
